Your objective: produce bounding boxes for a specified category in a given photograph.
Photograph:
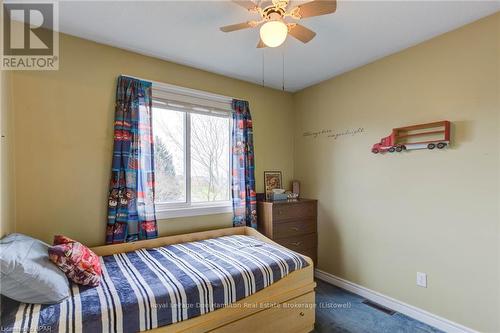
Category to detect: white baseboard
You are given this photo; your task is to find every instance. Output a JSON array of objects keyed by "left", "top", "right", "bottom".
[{"left": 314, "top": 269, "right": 478, "bottom": 333}]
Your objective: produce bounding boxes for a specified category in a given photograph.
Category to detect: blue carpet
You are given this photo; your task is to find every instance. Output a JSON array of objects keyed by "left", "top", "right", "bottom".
[{"left": 314, "top": 279, "right": 444, "bottom": 333}]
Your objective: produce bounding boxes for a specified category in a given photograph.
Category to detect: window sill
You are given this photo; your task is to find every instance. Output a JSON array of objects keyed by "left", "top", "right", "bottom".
[{"left": 156, "top": 204, "right": 233, "bottom": 220}]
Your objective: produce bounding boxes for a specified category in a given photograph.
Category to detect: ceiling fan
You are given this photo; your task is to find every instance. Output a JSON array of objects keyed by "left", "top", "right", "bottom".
[{"left": 220, "top": 0, "right": 337, "bottom": 48}]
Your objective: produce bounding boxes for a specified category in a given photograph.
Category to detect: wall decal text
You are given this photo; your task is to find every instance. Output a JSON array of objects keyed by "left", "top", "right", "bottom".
[{"left": 303, "top": 127, "right": 365, "bottom": 140}]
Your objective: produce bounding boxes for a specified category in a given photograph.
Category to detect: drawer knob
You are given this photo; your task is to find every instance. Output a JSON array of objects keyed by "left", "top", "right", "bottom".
[
  {"left": 291, "top": 241, "right": 302, "bottom": 247},
  {"left": 291, "top": 227, "right": 300, "bottom": 231}
]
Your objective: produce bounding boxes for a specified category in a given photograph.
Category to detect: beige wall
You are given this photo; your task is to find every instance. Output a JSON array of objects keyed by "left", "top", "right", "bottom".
[
  {"left": 1, "top": 69, "right": 16, "bottom": 238},
  {"left": 9, "top": 32, "right": 294, "bottom": 246},
  {"left": 293, "top": 13, "right": 499, "bottom": 332}
]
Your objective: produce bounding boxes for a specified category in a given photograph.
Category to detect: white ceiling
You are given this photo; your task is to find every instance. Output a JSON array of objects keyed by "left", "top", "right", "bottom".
[{"left": 56, "top": 1, "right": 499, "bottom": 92}]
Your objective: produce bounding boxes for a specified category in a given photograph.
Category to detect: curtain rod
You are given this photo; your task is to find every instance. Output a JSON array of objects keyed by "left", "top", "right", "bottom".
[{"left": 120, "top": 74, "right": 243, "bottom": 104}]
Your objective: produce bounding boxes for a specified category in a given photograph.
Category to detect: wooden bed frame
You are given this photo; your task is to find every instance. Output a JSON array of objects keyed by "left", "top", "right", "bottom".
[{"left": 91, "top": 226, "right": 316, "bottom": 333}]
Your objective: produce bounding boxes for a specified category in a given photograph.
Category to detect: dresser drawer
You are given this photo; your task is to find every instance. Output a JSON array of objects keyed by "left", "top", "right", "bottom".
[
  {"left": 276, "top": 233, "right": 317, "bottom": 253},
  {"left": 274, "top": 219, "right": 316, "bottom": 239},
  {"left": 272, "top": 202, "right": 315, "bottom": 222}
]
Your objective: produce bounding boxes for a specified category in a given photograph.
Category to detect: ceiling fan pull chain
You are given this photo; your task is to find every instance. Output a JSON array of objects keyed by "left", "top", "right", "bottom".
[
  {"left": 282, "top": 47, "right": 285, "bottom": 91},
  {"left": 262, "top": 49, "right": 265, "bottom": 87}
]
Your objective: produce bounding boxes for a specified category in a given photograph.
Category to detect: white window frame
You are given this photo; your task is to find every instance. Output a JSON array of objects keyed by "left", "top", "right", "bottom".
[{"left": 151, "top": 81, "right": 233, "bottom": 219}]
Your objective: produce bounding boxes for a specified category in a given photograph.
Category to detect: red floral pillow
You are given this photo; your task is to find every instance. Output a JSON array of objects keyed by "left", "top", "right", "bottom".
[{"left": 48, "top": 235, "right": 102, "bottom": 286}]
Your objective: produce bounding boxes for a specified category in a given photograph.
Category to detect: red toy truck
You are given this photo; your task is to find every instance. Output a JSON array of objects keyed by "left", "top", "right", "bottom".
[{"left": 372, "top": 121, "right": 451, "bottom": 154}]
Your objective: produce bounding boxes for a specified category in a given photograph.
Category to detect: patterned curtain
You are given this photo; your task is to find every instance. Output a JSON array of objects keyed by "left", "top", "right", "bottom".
[
  {"left": 231, "top": 100, "right": 257, "bottom": 228},
  {"left": 106, "top": 76, "right": 158, "bottom": 244}
]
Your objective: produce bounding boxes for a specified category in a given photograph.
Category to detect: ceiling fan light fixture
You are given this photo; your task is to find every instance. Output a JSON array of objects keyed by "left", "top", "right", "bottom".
[{"left": 259, "top": 20, "right": 288, "bottom": 47}]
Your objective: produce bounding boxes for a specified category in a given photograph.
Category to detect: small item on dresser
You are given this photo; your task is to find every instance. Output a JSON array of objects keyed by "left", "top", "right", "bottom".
[
  {"left": 272, "top": 192, "right": 289, "bottom": 201},
  {"left": 292, "top": 180, "right": 300, "bottom": 197},
  {"left": 48, "top": 235, "right": 102, "bottom": 286}
]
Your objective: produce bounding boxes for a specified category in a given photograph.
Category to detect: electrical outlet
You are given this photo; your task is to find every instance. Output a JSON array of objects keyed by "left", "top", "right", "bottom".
[{"left": 416, "top": 272, "right": 427, "bottom": 288}]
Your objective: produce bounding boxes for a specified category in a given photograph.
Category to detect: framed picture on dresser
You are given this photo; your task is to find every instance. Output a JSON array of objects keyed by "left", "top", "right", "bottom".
[{"left": 264, "top": 171, "right": 282, "bottom": 200}]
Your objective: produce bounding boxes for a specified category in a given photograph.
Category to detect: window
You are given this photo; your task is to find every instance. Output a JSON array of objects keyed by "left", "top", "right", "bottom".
[{"left": 152, "top": 83, "right": 232, "bottom": 218}]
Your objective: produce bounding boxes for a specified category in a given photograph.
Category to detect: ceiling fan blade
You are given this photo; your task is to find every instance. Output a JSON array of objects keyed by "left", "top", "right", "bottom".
[
  {"left": 295, "top": 0, "right": 337, "bottom": 19},
  {"left": 257, "top": 39, "right": 267, "bottom": 48},
  {"left": 220, "top": 21, "right": 254, "bottom": 32},
  {"left": 288, "top": 24, "right": 316, "bottom": 43},
  {"left": 232, "top": 0, "right": 258, "bottom": 11}
]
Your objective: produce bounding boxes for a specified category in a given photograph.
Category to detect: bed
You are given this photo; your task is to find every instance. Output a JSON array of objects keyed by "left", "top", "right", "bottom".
[{"left": 1, "top": 227, "right": 316, "bottom": 333}]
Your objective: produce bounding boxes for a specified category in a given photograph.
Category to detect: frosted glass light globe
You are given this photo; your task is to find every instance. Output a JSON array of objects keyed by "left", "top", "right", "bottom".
[{"left": 259, "top": 21, "right": 288, "bottom": 48}]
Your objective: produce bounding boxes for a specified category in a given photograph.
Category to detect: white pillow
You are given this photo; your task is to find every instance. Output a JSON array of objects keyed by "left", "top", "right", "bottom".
[{"left": 0, "top": 233, "right": 70, "bottom": 304}]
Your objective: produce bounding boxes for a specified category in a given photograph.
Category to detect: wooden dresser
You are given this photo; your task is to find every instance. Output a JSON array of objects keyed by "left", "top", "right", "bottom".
[{"left": 257, "top": 199, "right": 317, "bottom": 265}]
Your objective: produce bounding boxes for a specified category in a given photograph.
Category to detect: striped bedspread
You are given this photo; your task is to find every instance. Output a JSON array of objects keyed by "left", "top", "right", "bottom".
[{"left": 1, "top": 235, "right": 308, "bottom": 333}]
